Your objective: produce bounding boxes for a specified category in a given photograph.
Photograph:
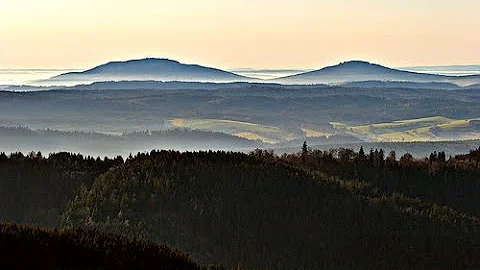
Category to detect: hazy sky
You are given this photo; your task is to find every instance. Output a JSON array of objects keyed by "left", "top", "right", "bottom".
[{"left": 1, "top": 0, "right": 479, "bottom": 69}]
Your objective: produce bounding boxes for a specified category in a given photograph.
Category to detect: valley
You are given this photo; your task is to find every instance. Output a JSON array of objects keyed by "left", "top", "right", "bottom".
[{"left": 1, "top": 82, "right": 479, "bottom": 158}]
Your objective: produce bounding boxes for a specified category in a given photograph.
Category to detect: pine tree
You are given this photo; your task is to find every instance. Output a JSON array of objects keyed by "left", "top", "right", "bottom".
[
  {"left": 358, "top": 146, "right": 366, "bottom": 162},
  {"left": 302, "top": 141, "right": 308, "bottom": 157}
]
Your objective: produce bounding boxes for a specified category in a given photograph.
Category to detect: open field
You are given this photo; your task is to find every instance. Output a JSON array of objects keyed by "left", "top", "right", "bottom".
[
  {"left": 332, "top": 116, "right": 480, "bottom": 142},
  {"left": 169, "top": 118, "right": 301, "bottom": 143},
  {"left": 301, "top": 127, "right": 334, "bottom": 138}
]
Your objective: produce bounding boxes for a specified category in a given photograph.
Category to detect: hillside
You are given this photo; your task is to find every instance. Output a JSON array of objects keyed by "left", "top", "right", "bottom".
[
  {"left": 0, "top": 222, "right": 202, "bottom": 270},
  {"left": 331, "top": 116, "right": 480, "bottom": 142},
  {"left": 274, "top": 60, "right": 480, "bottom": 86},
  {"left": 61, "top": 149, "right": 480, "bottom": 270},
  {"left": 2, "top": 147, "right": 480, "bottom": 269},
  {"left": 45, "top": 58, "right": 256, "bottom": 85},
  {"left": 2, "top": 86, "right": 480, "bottom": 149},
  {"left": 0, "top": 152, "right": 122, "bottom": 227}
]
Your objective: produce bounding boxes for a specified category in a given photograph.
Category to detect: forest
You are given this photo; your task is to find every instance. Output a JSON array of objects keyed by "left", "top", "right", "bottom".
[{"left": 1, "top": 145, "right": 480, "bottom": 269}]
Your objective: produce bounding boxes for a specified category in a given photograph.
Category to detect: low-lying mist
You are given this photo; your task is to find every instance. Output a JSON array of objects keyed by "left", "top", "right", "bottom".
[{"left": 0, "top": 126, "right": 263, "bottom": 158}]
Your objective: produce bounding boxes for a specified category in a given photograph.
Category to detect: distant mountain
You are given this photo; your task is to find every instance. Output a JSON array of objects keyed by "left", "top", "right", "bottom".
[
  {"left": 45, "top": 58, "right": 256, "bottom": 85},
  {"left": 274, "top": 60, "right": 480, "bottom": 86},
  {"left": 35, "top": 59, "right": 480, "bottom": 87}
]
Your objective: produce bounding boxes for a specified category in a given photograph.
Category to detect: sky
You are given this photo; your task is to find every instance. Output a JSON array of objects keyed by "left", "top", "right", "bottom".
[{"left": 1, "top": 0, "right": 479, "bottom": 69}]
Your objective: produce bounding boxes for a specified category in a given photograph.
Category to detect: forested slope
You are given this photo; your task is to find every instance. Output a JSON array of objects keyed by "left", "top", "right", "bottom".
[
  {"left": 61, "top": 149, "right": 480, "bottom": 270},
  {"left": 0, "top": 222, "right": 205, "bottom": 270},
  {"left": 284, "top": 146, "right": 480, "bottom": 216},
  {"left": 0, "top": 152, "right": 123, "bottom": 227}
]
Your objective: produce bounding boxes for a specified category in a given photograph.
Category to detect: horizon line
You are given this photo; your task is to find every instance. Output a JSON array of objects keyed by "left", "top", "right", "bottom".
[{"left": 2, "top": 57, "right": 480, "bottom": 72}]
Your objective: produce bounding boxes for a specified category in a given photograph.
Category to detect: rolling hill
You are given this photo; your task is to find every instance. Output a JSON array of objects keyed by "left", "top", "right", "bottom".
[
  {"left": 0, "top": 222, "right": 200, "bottom": 270},
  {"left": 274, "top": 60, "right": 480, "bottom": 86},
  {"left": 45, "top": 58, "right": 256, "bottom": 85},
  {"left": 332, "top": 116, "right": 480, "bottom": 142},
  {"left": 61, "top": 150, "right": 480, "bottom": 270},
  {"left": 168, "top": 118, "right": 299, "bottom": 143}
]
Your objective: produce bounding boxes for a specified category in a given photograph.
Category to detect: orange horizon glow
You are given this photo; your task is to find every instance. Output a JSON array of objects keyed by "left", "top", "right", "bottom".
[{"left": 1, "top": 0, "right": 479, "bottom": 69}]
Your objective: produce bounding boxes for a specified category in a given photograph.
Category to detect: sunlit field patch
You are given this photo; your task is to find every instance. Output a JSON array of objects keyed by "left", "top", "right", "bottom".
[{"left": 332, "top": 116, "right": 480, "bottom": 142}]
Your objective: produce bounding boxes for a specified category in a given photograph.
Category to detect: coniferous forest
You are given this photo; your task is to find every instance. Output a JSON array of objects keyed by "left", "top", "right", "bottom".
[{"left": 1, "top": 146, "right": 480, "bottom": 269}]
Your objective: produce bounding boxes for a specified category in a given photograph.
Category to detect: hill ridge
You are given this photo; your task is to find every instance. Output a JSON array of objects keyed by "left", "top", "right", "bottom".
[
  {"left": 48, "top": 58, "right": 256, "bottom": 85},
  {"left": 39, "top": 58, "right": 480, "bottom": 87},
  {"left": 274, "top": 60, "right": 480, "bottom": 86}
]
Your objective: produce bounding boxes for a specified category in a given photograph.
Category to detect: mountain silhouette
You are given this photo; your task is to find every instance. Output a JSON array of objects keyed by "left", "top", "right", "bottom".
[
  {"left": 274, "top": 60, "right": 480, "bottom": 86},
  {"left": 48, "top": 58, "right": 256, "bottom": 85},
  {"left": 41, "top": 59, "right": 480, "bottom": 87}
]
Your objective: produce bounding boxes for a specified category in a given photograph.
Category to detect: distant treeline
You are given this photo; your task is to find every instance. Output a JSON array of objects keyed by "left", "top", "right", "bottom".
[
  {"left": 301, "top": 139, "right": 480, "bottom": 158},
  {"left": 0, "top": 126, "right": 261, "bottom": 142},
  {"left": 0, "top": 126, "right": 264, "bottom": 157},
  {"left": 284, "top": 145, "right": 480, "bottom": 216}
]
